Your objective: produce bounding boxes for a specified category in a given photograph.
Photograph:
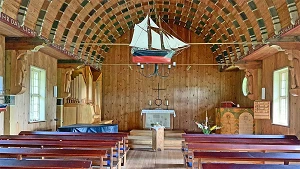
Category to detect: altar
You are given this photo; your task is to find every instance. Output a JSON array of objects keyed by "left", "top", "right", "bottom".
[{"left": 141, "top": 109, "right": 176, "bottom": 129}]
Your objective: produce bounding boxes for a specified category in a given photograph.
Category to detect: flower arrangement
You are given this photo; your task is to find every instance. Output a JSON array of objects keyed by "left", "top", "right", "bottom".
[
  {"left": 195, "top": 110, "right": 221, "bottom": 134},
  {"left": 151, "top": 122, "right": 162, "bottom": 127}
]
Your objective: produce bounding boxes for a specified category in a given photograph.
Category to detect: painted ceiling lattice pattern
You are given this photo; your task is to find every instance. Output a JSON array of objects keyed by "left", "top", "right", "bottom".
[{"left": 1, "top": 0, "right": 299, "bottom": 68}]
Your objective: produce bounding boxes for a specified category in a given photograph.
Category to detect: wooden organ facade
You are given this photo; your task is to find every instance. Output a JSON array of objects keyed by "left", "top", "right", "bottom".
[{"left": 56, "top": 66, "right": 102, "bottom": 127}]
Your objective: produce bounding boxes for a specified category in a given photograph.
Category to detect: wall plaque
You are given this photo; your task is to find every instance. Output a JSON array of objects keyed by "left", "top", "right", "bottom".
[{"left": 254, "top": 100, "right": 271, "bottom": 119}]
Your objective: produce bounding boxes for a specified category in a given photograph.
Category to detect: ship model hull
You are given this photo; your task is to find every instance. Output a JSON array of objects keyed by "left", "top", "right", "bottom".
[{"left": 132, "top": 48, "right": 175, "bottom": 63}]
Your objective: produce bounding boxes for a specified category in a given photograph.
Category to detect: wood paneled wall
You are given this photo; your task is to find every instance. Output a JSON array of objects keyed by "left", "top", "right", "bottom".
[
  {"left": 102, "top": 25, "right": 253, "bottom": 131},
  {"left": 257, "top": 51, "right": 300, "bottom": 138},
  {"left": 0, "top": 35, "right": 5, "bottom": 135},
  {"left": 4, "top": 50, "right": 57, "bottom": 134}
]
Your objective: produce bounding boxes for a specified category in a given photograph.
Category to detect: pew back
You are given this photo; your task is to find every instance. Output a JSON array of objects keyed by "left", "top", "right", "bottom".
[
  {"left": 19, "top": 131, "right": 128, "bottom": 137},
  {"left": 184, "top": 137, "right": 300, "bottom": 145},
  {"left": 188, "top": 142, "right": 300, "bottom": 152},
  {"left": 0, "top": 135, "right": 122, "bottom": 141},
  {"left": 182, "top": 134, "right": 298, "bottom": 140},
  {"left": 0, "top": 159, "right": 92, "bottom": 169},
  {"left": 202, "top": 163, "right": 300, "bottom": 169}
]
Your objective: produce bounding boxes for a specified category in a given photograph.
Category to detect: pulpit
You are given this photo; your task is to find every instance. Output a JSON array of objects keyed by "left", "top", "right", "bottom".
[
  {"left": 215, "top": 107, "right": 255, "bottom": 134},
  {"left": 141, "top": 109, "right": 175, "bottom": 129}
]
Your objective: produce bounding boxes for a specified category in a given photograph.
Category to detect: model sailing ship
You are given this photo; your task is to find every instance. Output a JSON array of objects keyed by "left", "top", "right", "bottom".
[{"left": 130, "top": 15, "right": 189, "bottom": 63}]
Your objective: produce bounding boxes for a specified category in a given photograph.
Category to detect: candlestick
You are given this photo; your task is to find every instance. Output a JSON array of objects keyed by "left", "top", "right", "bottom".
[
  {"left": 149, "top": 100, "right": 152, "bottom": 106},
  {"left": 166, "top": 100, "right": 169, "bottom": 106}
]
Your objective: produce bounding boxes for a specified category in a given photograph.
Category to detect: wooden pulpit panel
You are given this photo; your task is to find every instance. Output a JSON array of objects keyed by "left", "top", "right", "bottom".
[
  {"left": 239, "top": 112, "right": 254, "bottom": 134},
  {"left": 216, "top": 108, "right": 255, "bottom": 134},
  {"left": 220, "top": 112, "right": 238, "bottom": 134}
]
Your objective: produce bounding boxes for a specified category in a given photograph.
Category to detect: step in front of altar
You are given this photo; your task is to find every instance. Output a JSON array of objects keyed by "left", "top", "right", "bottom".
[{"left": 128, "top": 130, "right": 184, "bottom": 149}]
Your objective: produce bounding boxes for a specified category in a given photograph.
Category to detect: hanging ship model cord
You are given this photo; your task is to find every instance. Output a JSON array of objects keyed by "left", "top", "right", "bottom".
[{"left": 129, "top": 15, "right": 190, "bottom": 65}]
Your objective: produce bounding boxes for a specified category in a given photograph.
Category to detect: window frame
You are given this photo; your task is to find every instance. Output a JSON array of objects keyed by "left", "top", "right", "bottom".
[
  {"left": 29, "top": 66, "right": 46, "bottom": 123},
  {"left": 272, "top": 67, "right": 289, "bottom": 127}
]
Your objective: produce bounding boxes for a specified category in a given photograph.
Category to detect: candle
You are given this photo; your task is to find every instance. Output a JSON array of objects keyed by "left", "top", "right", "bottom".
[
  {"left": 166, "top": 100, "right": 169, "bottom": 106},
  {"left": 141, "top": 64, "right": 144, "bottom": 69},
  {"left": 172, "top": 62, "right": 176, "bottom": 67},
  {"left": 149, "top": 100, "right": 152, "bottom": 106},
  {"left": 205, "top": 110, "right": 208, "bottom": 126},
  {"left": 168, "top": 65, "right": 171, "bottom": 69},
  {"left": 137, "top": 62, "right": 141, "bottom": 66}
]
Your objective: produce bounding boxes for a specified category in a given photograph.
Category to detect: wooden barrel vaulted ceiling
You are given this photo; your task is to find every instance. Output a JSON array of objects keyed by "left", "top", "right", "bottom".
[{"left": 0, "top": 0, "right": 300, "bottom": 70}]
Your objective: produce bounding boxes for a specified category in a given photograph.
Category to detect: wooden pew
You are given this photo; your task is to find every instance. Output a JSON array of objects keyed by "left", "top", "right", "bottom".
[
  {"left": 19, "top": 131, "right": 130, "bottom": 166},
  {"left": 182, "top": 134, "right": 298, "bottom": 140},
  {"left": 0, "top": 159, "right": 92, "bottom": 169},
  {"left": 0, "top": 140, "right": 118, "bottom": 169},
  {"left": 184, "top": 137, "right": 300, "bottom": 144},
  {"left": 188, "top": 142, "right": 300, "bottom": 152},
  {"left": 0, "top": 135, "right": 122, "bottom": 142},
  {"left": 187, "top": 143, "right": 300, "bottom": 168},
  {"left": 202, "top": 163, "right": 300, "bottom": 169},
  {"left": 182, "top": 136, "right": 299, "bottom": 167},
  {"left": 182, "top": 134, "right": 299, "bottom": 152},
  {"left": 0, "top": 135, "right": 123, "bottom": 168},
  {"left": 194, "top": 152, "right": 300, "bottom": 169},
  {"left": 183, "top": 137, "right": 300, "bottom": 153},
  {"left": 0, "top": 148, "right": 105, "bottom": 168}
]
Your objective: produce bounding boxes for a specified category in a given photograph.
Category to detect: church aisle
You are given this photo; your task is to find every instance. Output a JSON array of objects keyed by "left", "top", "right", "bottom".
[{"left": 125, "top": 149, "right": 185, "bottom": 169}]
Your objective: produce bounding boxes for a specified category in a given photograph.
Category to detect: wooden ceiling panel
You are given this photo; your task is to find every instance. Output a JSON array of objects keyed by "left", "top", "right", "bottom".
[
  {"left": 53, "top": 2, "right": 76, "bottom": 43},
  {"left": 40, "top": 0, "right": 64, "bottom": 40},
  {"left": 1, "top": 0, "right": 20, "bottom": 20},
  {"left": 273, "top": 0, "right": 292, "bottom": 28},
  {"left": 210, "top": 1, "right": 247, "bottom": 55},
  {"left": 23, "top": 0, "right": 43, "bottom": 30},
  {"left": 223, "top": 1, "right": 255, "bottom": 54},
  {"left": 253, "top": 0, "right": 274, "bottom": 39}
]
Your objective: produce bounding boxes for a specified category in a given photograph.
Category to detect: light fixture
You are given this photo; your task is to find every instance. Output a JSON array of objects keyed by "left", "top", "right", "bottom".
[{"left": 137, "top": 62, "right": 176, "bottom": 78}]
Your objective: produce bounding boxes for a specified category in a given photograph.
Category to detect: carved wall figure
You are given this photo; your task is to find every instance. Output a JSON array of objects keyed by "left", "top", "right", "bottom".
[
  {"left": 16, "top": 51, "right": 29, "bottom": 87},
  {"left": 64, "top": 68, "right": 74, "bottom": 93},
  {"left": 245, "top": 69, "right": 253, "bottom": 94},
  {"left": 288, "top": 55, "right": 300, "bottom": 89}
]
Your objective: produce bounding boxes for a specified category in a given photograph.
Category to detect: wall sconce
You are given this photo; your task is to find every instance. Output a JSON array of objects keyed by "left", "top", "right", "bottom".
[{"left": 53, "top": 86, "right": 57, "bottom": 97}]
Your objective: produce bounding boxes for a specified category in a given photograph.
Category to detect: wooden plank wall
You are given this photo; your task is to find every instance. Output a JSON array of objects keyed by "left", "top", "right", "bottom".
[
  {"left": 258, "top": 51, "right": 300, "bottom": 138},
  {"left": 4, "top": 50, "right": 57, "bottom": 134},
  {"left": 102, "top": 25, "right": 253, "bottom": 131},
  {"left": 0, "top": 35, "right": 5, "bottom": 135}
]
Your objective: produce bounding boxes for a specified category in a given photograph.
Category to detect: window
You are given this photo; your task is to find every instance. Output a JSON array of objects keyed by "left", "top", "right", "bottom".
[
  {"left": 29, "top": 66, "right": 46, "bottom": 122},
  {"left": 272, "top": 67, "right": 289, "bottom": 126},
  {"left": 242, "top": 77, "right": 248, "bottom": 96}
]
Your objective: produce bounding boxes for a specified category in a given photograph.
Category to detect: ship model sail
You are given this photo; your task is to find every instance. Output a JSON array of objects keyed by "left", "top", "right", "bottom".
[{"left": 130, "top": 15, "right": 189, "bottom": 63}]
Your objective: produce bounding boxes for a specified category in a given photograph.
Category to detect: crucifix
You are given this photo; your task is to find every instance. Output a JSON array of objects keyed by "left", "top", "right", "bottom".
[{"left": 152, "top": 83, "right": 166, "bottom": 106}]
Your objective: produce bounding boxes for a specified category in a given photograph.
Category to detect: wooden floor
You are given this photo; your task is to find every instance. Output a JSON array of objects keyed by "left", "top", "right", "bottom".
[{"left": 125, "top": 149, "right": 185, "bottom": 169}]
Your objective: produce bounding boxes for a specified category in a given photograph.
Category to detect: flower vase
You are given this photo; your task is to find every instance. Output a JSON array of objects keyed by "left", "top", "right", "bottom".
[{"left": 202, "top": 130, "right": 210, "bottom": 135}]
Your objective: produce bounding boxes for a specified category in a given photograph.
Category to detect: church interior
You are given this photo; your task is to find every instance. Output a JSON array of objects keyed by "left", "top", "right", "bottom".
[{"left": 0, "top": 0, "right": 300, "bottom": 169}]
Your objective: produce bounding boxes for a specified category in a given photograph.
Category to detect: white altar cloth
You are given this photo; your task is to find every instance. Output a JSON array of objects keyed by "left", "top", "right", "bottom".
[
  {"left": 141, "top": 109, "right": 176, "bottom": 117},
  {"left": 141, "top": 109, "right": 175, "bottom": 128}
]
